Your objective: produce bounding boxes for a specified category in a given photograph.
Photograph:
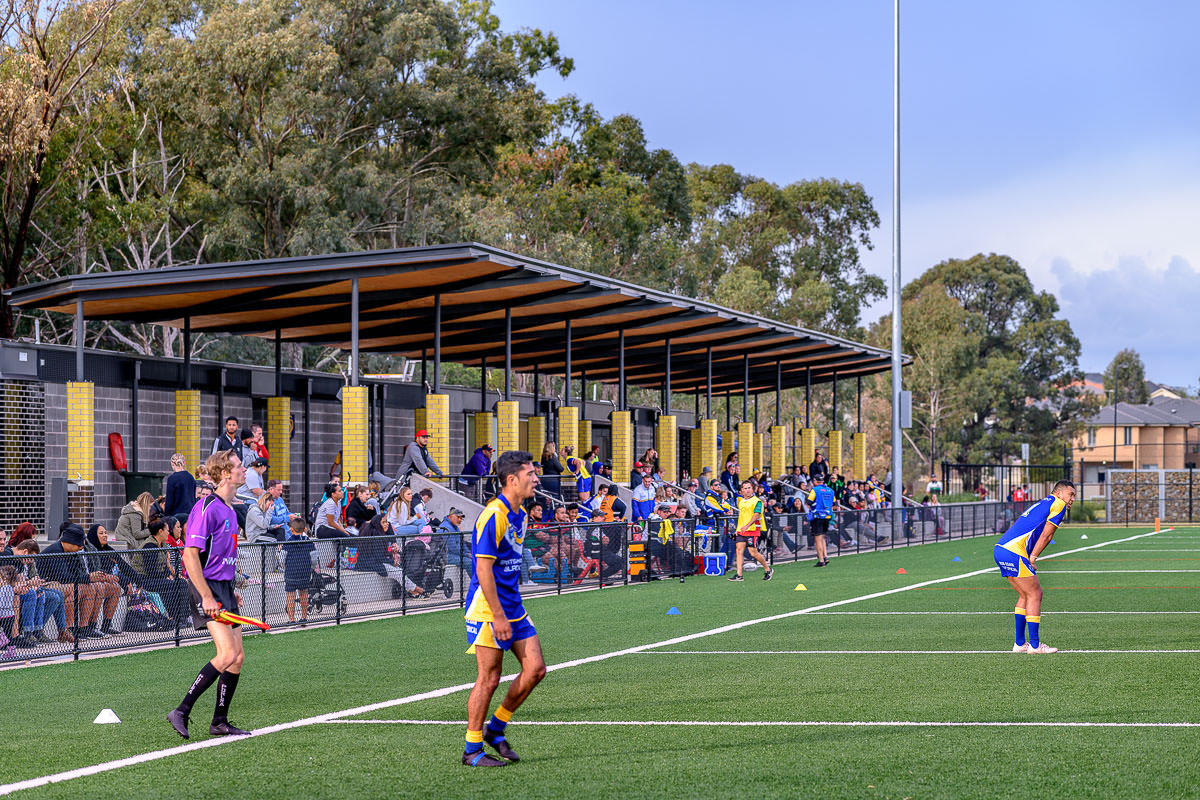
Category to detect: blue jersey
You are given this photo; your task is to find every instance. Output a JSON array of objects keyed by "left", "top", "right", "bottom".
[
  {"left": 997, "top": 495, "right": 1068, "bottom": 558},
  {"left": 701, "top": 491, "right": 726, "bottom": 525},
  {"left": 465, "top": 495, "right": 527, "bottom": 623},
  {"left": 806, "top": 485, "right": 835, "bottom": 520}
]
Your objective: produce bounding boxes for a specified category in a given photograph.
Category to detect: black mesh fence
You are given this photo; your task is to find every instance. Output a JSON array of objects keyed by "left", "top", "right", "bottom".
[{"left": 1, "top": 499, "right": 1035, "bottom": 664}]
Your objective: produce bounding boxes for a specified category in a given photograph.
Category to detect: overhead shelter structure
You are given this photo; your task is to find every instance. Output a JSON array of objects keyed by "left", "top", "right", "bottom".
[{"left": 8, "top": 243, "right": 907, "bottom": 517}]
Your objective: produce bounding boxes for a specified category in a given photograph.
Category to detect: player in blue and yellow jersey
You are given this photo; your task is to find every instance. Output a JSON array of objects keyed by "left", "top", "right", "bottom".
[
  {"left": 993, "top": 480, "right": 1075, "bottom": 654},
  {"left": 462, "top": 450, "right": 547, "bottom": 767},
  {"left": 728, "top": 480, "right": 774, "bottom": 582},
  {"left": 807, "top": 474, "right": 837, "bottom": 567},
  {"left": 562, "top": 445, "right": 592, "bottom": 505}
]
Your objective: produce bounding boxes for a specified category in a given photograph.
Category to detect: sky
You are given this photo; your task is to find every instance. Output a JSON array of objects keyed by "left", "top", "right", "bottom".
[{"left": 491, "top": 0, "right": 1200, "bottom": 390}]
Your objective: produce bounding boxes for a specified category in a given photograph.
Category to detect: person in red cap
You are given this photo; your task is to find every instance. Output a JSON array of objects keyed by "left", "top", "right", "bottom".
[
  {"left": 629, "top": 461, "right": 645, "bottom": 489},
  {"left": 398, "top": 429, "right": 445, "bottom": 481}
]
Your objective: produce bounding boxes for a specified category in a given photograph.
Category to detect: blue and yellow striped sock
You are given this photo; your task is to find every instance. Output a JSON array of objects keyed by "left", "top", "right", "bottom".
[
  {"left": 1014, "top": 607, "right": 1026, "bottom": 646},
  {"left": 1027, "top": 615, "right": 1041, "bottom": 647},
  {"left": 487, "top": 705, "right": 514, "bottom": 740},
  {"left": 465, "top": 729, "right": 484, "bottom": 754}
]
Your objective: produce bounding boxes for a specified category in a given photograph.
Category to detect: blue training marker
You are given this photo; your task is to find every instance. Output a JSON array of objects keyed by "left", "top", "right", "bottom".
[
  {"left": 1050, "top": 540, "right": 1056, "bottom": 545},
  {"left": 667, "top": 607, "right": 681, "bottom": 615},
  {"left": 951, "top": 556, "right": 961, "bottom": 562}
]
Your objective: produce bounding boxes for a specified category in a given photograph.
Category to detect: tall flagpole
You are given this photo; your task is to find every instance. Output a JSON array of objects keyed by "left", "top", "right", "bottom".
[{"left": 890, "top": 0, "right": 904, "bottom": 504}]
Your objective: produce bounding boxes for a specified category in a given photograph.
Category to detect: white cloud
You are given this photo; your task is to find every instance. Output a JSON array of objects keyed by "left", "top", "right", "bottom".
[{"left": 862, "top": 140, "right": 1200, "bottom": 387}]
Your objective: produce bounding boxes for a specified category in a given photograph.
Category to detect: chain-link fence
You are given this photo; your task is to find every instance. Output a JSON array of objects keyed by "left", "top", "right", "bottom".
[{"left": 1, "top": 499, "right": 1035, "bottom": 664}]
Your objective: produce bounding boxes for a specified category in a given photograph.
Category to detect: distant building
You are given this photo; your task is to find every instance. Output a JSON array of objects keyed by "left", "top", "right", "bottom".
[{"left": 1073, "top": 396, "right": 1200, "bottom": 484}]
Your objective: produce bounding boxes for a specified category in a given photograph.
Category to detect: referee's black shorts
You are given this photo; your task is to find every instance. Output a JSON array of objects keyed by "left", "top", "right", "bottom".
[
  {"left": 811, "top": 518, "right": 831, "bottom": 537},
  {"left": 187, "top": 578, "right": 240, "bottom": 631}
]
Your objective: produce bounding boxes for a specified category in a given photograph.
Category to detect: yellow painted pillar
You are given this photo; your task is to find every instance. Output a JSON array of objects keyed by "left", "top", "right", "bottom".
[
  {"left": 174, "top": 389, "right": 202, "bottom": 477},
  {"left": 267, "top": 397, "right": 290, "bottom": 489},
  {"left": 414, "top": 408, "right": 427, "bottom": 436},
  {"left": 737, "top": 422, "right": 755, "bottom": 474},
  {"left": 753, "top": 432, "right": 764, "bottom": 477},
  {"left": 611, "top": 410, "right": 632, "bottom": 480},
  {"left": 770, "top": 425, "right": 786, "bottom": 478},
  {"left": 526, "top": 416, "right": 545, "bottom": 461},
  {"left": 475, "top": 412, "right": 496, "bottom": 452},
  {"left": 578, "top": 419, "right": 592, "bottom": 461},
  {"left": 67, "top": 381, "right": 95, "bottom": 524},
  {"left": 496, "top": 400, "right": 519, "bottom": 453},
  {"left": 656, "top": 415, "right": 677, "bottom": 482},
  {"left": 801, "top": 427, "right": 816, "bottom": 468},
  {"left": 698, "top": 419, "right": 718, "bottom": 480},
  {"left": 557, "top": 406, "right": 578, "bottom": 470},
  {"left": 852, "top": 432, "right": 867, "bottom": 481},
  {"left": 341, "top": 386, "right": 369, "bottom": 486},
  {"left": 721, "top": 429, "right": 737, "bottom": 468},
  {"left": 423, "top": 393, "right": 449, "bottom": 479},
  {"left": 828, "top": 430, "right": 844, "bottom": 472}
]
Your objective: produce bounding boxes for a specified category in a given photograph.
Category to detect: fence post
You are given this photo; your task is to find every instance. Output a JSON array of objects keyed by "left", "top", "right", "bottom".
[
  {"left": 260, "top": 544, "right": 267, "bottom": 628},
  {"left": 335, "top": 540, "right": 342, "bottom": 625},
  {"left": 73, "top": 580, "right": 80, "bottom": 661},
  {"left": 173, "top": 547, "right": 182, "bottom": 647}
]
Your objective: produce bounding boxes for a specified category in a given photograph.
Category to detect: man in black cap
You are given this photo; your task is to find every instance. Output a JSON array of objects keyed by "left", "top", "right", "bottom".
[{"left": 39, "top": 524, "right": 120, "bottom": 639}]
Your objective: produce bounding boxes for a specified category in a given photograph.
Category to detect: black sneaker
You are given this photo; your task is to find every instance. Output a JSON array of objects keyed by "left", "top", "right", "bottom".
[
  {"left": 13, "top": 634, "right": 39, "bottom": 648},
  {"left": 462, "top": 750, "right": 507, "bottom": 767},
  {"left": 83, "top": 626, "right": 109, "bottom": 639},
  {"left": 727, "top": 574, "right": 744, "bottom": 582},
  {"left": 763, "top": 569, "right": 774, "bottom": 581},
  {"left": 167, "top": 709, "right": 190, "bottom": 739},
  {"left": 209, "top": 721, "right": 252, "bottom": 736},
  {"left": 34, "top": 632, "right": 53, "bottom": 644},
  {"left": 814, "top": 560, "right": 829, "bottom": 568},
  {"left": 484, "top": 730, "right": 520, "bottom": 762}
]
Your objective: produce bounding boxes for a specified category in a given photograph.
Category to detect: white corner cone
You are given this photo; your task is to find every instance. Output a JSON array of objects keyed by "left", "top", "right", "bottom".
[
  {"left": 1080, "top": 534, "right": 1088, "bottom": 540},
  {"left": 94, "top": 708, "right": 121, "bottom": 724}
]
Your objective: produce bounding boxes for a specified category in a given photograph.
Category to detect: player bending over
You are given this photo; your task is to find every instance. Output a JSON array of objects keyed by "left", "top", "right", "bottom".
[
  {"left": 462, "top": 450, "right": 547, "bottom": 767},
  {"left": 728, "top": 480, "right": 773, "bottom": 582},
  {"left": 993, "top": 479, "right": 1075, "bottom": 654},
  {"left": 168, "top": 449, "right": 252, "bottom": 738}
]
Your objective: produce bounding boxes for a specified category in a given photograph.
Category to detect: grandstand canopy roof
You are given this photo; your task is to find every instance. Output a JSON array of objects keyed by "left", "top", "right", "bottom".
[{"left": 6, "top": 243, "right": 907, "bottom": 394}]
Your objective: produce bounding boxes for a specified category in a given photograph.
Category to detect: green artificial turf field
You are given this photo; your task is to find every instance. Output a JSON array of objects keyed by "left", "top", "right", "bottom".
[{"left": 2, "top": 525, "right": 1198, "bottom": 799}]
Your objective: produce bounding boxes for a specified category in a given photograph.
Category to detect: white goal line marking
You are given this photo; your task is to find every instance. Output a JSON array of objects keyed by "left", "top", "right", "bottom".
[
  {"left": 318, "top": 718, "right": 1200, "bottom": 729},
  {"left": 637, "top": 649, "right": 1200, "bottom": 655},
  {"left": 807, "top": 611, "right": 1200, "bottom": 615},
  {"left": 1037, "top": 569, "right": 1200, "bottom": 574},
  {"left": 0, "top": 526, "right": 1172, "bottom": 797}
]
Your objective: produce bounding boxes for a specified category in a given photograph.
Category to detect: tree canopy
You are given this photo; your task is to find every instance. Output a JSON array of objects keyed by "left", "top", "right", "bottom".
[{"left": 1103, "top": 348, "right": 1148, "bottom": 404}]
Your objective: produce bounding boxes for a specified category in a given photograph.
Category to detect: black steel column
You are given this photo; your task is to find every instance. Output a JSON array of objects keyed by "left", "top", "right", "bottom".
[
  {"left": 832, "top": 372, "right": 838, "bottom": 429},
  {"left": 433, "top": 293, "right": 442, "bottom": 394},
  {"left": 183, "top": 316, "right": 192, "bottom": 390},
  {"left": 131, "top": 361, "right": 140, "bottom": 472},
  {"left": 274, "top": 328, "right": 282, "bottom": 396},
  {"left": 726, "top": 389, "right": 731, "bottom": 429},
  {"left": 857, "top": 376, "right": 862, "bottom": 433},
  {"left": 618, "top": 329, "right": 626, "bottom": 411},
  {"left": 706, "top": 346, "right": 713, "bottom": 418},
  {"left": 743, "top": 354, "right": 749, "bottom": 420},
  {"left": 480, "top": 357, "right": 487, "bottom": 410},
  {"left": 580, "top": 370, "right": 587, "bottom": 416},
  {"left": 805, "top": 370, "right": 811, "bottom": 427},
  {"left": 350, "top": 277, "right": 359, "bottom": 387},
  {"left": 379, "top": 383, "right": 387, "bottom": 474},
  {"left": 775, "top": 362, "right": 782, "bottom": 427},
  {"left": 533, "top": 362, "right": 539, "bottom": 419},
  {"left": 420, "top": 349, "right": 426, "bottom": 390},
  {"left": 217, "top": 368, "right": 226, "bottom": 431},
  {"left": 504, "top": 306, "right": 512, "bottom": 401},
  {"left": 664, "top": 338, "right": 671, "bottom": 413},
  {"left": 303, "top": 378, "right": 312, "bottom": 510},
  {"left": 564, "top": 319, "right": 572, "bottom": 407},
  {"left": 74, "top": 299, "right": 84, "bottom": 381}
]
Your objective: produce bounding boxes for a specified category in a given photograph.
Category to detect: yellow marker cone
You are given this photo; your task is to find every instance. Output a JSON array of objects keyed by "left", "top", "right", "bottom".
[{"left": 794, "top": 583, "right": 807, "bottom": 591}]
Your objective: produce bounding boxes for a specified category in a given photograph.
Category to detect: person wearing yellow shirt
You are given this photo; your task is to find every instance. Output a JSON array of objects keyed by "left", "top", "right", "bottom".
[{"left": 728, "top": 481, "right": 773, "bottom": 582}]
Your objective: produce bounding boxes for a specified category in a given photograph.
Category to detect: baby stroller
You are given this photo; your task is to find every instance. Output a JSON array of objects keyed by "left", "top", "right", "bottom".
[
  {"left": 396, "top": 536, "right": 454, "bottom": 599},
  {"left": 307, "top": 570, "right": 348, "bottom": 616}
]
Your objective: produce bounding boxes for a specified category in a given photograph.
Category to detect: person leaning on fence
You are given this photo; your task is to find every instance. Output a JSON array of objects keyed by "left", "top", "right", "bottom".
[
  {"left": 461, "top": 444, "right": 494, "bottom": 487},
  {"left": 398, "top": 430, "right": 445, "bottom": 480}
]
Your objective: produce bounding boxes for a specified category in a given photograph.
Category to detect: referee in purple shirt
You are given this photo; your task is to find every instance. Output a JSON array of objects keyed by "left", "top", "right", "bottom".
[{"left": 167, "top": 449, "right": 252, "bottom": 739}]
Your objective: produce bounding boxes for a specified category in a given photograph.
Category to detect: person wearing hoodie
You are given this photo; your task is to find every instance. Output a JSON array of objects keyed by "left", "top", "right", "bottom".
[
  {"left": 461, "top": 445, "right": 494, "bottom": 487},
  {"left": 112, "top": 492, "right": 153, "bottom": 551}
]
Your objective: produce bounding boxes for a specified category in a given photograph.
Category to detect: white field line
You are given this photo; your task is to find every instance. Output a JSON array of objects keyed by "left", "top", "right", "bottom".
[
  {"left": 635, "top": 649, "right": 1200, "bottom": 655},
  {"left": 801, "top": 614, "right": 1200, "bottom": 618},
  {"left": 320, "top": 718, "right": 1200, "bottom": 729},
  {"left": 1097, "top": 549, "right": 1200, "bottom": 552},
  {"left": 1037, "top": 570, "right": 1200, "bottom": 574},
  {"left": 0, "top": 525, "right": 1172, "bottom": 797}
]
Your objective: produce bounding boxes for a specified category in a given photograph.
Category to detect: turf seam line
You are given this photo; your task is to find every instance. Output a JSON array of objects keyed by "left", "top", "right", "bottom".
[
  {"left": 318, "top": 719, "right": 1200, "bottom": 728},
  {"left": 0, "top": 525, "right": 1171, "bottom": 797}
]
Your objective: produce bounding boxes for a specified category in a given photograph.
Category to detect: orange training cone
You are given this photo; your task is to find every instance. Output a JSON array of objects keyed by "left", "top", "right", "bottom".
[
  {"left": 1155, "top": 517, "right": 1161, "bottom": 532},
  {"left": 896, "top": 568, "right": 907, "bottom": 574}
]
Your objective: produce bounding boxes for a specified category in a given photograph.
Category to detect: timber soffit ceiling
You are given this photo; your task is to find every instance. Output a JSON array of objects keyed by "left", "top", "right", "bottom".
[{"left": 6, "top": 243, "right": 909, "bottom": 394}]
